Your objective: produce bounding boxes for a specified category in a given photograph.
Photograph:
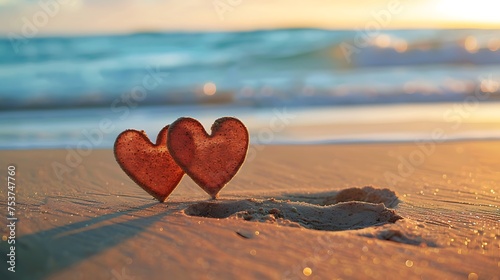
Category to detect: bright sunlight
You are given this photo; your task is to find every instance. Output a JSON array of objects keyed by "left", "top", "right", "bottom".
[{"left": 436, "top": 0, "right": 500, "bottom": 26}]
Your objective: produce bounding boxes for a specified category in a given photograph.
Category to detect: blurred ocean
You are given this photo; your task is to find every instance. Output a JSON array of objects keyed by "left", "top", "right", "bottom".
[{"left": 1, "top": 28, "right": 500, "bottom": 149}]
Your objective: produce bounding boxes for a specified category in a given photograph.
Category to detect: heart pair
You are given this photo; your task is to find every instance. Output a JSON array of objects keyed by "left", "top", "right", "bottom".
[{"left": 114, "top": 117, "right": 249, "bottom": 202}]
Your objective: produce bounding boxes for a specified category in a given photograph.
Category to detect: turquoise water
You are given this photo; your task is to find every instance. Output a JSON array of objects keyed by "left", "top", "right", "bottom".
[
  {"left": 1, "top": 29, "right": 500, "bottom": 149},
  {"left": 2, "top": 29, "right": 500, "bottom": 109}
]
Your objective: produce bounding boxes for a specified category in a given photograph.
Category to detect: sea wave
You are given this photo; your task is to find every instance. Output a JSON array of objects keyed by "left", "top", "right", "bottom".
[{"left": 1, "top": 29, "right": 500, "bottom": 110}]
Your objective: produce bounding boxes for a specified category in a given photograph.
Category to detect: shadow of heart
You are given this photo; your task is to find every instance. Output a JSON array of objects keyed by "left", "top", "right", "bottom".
[{"left": 0, "top": 202, "right": 166, "bottom": 279}]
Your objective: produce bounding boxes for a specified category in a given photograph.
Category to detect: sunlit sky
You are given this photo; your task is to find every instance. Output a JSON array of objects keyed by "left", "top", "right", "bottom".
[{"left": 1, "top": 0, "right": 500, "bottom": 36}]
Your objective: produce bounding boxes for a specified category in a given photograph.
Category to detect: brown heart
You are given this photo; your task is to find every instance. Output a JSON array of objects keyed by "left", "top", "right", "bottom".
[
  {"left": 167, "top": 117, "right": 249, "bottom": 198},
  {"left": 114, "top": 126, "right": 185, "bottom": 202}
]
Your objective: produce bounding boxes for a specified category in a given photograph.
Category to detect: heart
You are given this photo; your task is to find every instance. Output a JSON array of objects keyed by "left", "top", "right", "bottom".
[
  {"left": 167, "top": 117, "right": 249, "bottom": 198},
  {"left": 114, "top": 126, "right": 185, "bottom": 202}
]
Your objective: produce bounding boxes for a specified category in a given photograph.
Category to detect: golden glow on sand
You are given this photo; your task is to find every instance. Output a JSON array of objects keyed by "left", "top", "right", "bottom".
[
  {"left": 468, "top": 272, "right": 479, "bottom": 280},
  {"left": 302, "top": 267, "right": 312, "bottom": 276}
]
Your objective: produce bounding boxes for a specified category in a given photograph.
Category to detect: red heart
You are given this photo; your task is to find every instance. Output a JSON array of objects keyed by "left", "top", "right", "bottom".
[
  {"left": 114, "top": 126, "right": 185, "bottom": 202},
  {"left": 167, "top": 117, "right": 249, "bottom": 198}
]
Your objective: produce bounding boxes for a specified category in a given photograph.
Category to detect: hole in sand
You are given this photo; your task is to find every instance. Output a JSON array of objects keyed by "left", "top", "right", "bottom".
[
  {"left": 281, "top": 186, "right": 400, "bottom": 208},
  {"left": 184, "top": 187, "right": 402, "bottom": 231}
]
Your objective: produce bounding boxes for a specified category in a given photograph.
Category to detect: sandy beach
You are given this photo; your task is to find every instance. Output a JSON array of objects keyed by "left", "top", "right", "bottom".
[
  {"left": 3, "top": 1, "right": 500, "bottom": 279},
  {"left": 1, "top": 141, "right": 499, "bottom": 279}
]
